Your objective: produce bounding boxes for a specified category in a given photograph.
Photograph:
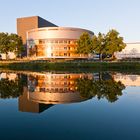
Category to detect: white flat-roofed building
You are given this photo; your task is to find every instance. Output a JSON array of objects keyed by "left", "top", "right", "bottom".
[{"left": 115, "top": 42, "right": 140, "bottom": 59}]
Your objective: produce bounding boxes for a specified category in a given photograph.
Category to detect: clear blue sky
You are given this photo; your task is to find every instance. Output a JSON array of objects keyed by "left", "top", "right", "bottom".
[{"left": 0, "top": 0, "right": 140, "bottom": 42}]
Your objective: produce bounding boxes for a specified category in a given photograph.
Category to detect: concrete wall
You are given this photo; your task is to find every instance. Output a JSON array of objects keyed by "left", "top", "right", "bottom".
[
  {"left": 17, "top": 16, "right": 57, "bottom": 44},
  {"left": 17, "top": 16, "right": 39, "bottom": 44}
]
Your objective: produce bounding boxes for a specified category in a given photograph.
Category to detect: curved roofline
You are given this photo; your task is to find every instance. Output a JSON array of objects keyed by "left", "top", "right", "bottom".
[{"left": 27, "top": 26, "right": 94, "bottom": 35}]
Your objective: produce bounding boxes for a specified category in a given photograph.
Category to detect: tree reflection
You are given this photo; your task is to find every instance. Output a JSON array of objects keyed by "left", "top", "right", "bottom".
[
  {"left": 76, "top": 73, "right": 125, "bottom": 102},
  {"left": 0, "top": 75, "right": 27, "bottom": 99}
]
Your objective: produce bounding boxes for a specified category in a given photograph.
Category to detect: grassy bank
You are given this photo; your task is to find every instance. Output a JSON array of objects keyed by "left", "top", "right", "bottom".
[{"left": 0, "top": 60, "right": 140, "bottom": 71}]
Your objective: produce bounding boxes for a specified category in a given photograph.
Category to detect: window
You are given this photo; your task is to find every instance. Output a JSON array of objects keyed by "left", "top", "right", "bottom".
[
  {"left": 39, "top": 40, "right": 45, "bottom": 44},
  {"left": 64, "top": 82, "right": 67, "bottom": 85},
  {"left": 70, "top": 41, "right": 73, "bottom": 44},
  {"left": 59, "top": 40, "right": 63, "bottom": 43},
  {"left": 64, "top": 40, "right": 67, "bottom": 44}
]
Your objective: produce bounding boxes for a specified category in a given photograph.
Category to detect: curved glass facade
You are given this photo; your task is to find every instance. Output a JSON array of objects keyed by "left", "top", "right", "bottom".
[{"left": 27, "top": 27, "right": 94, "bottom": 58}]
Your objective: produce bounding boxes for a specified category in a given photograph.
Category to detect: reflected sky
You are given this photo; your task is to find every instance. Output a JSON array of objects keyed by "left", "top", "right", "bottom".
[{"left": 0, "top": 71, "right": 140, "bottom": 140}]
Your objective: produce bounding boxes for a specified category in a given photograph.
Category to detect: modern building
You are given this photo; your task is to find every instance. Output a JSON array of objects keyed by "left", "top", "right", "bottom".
[
  {"left": 27, "top": 27, "right": 94, "bottom": 58},
  {"left": 17, "top": 16, "right": 94, "bottom": 59},
  {"left": 17, "top": 16, "right": 57, "bottom": 46},
  {"left": 17, "top": 16, "right": 57, "bottom": 56},
  {"left": 16, "top": 16, "right": 140, "bottom": 59},
  {"left": 115, "top": 42, "right": 140, "bottom": 59}
]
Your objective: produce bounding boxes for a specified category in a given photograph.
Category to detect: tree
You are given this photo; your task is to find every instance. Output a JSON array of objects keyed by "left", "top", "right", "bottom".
[
  {"left": 0, "top": 33, "right": 10, "bottom": 59},
  {"left": 76, "top": 29, "right": 126, "bottom": 61},
  {"left": 92, "top": 33, "right": 106, "bottom": 60},
  {"left": 9, "top": 33, "right": 24, "bottom": 58},
  {"left": 0, "top": 32, "right": 23, "bottom": 59},
  {"left": 76, "top": 32, "right": 93, "bottom": 54},
  {"left": 105, "top": 29, "right": 126, "bottom": 59}
]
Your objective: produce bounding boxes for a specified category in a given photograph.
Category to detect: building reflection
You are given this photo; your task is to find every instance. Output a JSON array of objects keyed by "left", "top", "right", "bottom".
[
  {"left": 0, "top": 71, "right": 129, "bottom": 113},
  {"left": 19, "top": 73, "right": 94, "bottom": 113},
  {"left": 19, "top": 89, "right": 53, "bottom": 113},
  {"left": 113, "top": 73, "right": 140, "bottom": 86}
]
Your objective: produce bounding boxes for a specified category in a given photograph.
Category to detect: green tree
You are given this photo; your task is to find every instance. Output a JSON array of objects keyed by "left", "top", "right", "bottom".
[
  {"left": 0, "top": 32, "right": 23, "bottom": 59},
  {"left": 76, "top": 29, "right": 126, "bottom": 61},
  {"left": 92, "top": 33, "right": 106, "bottom": 60},
  {"left": 105, "top": 29, "right": 126, "bottom": 59},
  {"left": 0, "top": 33, "right": 10, "bottom": 59},
  {"left": 76, "top": 32, "right": 93, "bottom": 54},
  {"left": 9, "top": 33, "right": 24, "bottom": 58}
]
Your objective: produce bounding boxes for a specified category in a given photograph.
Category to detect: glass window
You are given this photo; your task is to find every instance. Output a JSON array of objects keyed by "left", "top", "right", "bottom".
[
  {"left": 70, "top": 41, "right": 73, "bottom": 44},
  {"left": 64, "top": 40, "right": 67, "bottom": 44},
  {"left": 39, "top": 40, "right": 45, "bottom": 44},
  {"left": 64, "top": 47, "right": 67, "bottom": 50},
  {"left": 64, "top": 53, "right": 67, "bottom": 56}
]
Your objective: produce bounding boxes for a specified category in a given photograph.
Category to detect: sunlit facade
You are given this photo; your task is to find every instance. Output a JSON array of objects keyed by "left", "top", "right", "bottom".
[{"left": 27, "top": 27, "right": 94, "bottom": 59}]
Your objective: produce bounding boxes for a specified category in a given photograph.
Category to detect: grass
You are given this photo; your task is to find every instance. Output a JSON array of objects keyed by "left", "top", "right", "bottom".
[{"left": 0, "top": 60, "right": 140, "bottom": 72}]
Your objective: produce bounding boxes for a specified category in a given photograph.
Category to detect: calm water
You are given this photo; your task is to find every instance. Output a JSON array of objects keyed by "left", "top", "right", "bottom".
[{"left": 0, "top": 71, "right": 140, "bottom": 140}]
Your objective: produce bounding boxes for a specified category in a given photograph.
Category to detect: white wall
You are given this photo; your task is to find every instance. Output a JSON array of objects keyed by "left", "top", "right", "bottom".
[
  {"left": 0, "top": 52, "right": 16, "bottom": 60},
  {"left": 115, "top": 43, "right": 140, "bottom": 59}
]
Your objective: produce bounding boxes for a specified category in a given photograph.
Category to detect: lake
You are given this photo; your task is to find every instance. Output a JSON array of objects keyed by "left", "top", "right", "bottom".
[{"left": 0, "top": 70, "right": 140, "bottom": 140}]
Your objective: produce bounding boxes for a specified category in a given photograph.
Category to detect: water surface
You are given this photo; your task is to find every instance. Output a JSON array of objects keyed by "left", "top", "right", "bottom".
[{"left": 0, "top": 71, "right": 140, "bottom": 140}]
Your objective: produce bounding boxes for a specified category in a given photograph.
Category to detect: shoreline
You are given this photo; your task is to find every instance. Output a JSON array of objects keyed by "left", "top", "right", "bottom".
[{"left": 0, "top": 60, "right": 140, "bottom": 71}]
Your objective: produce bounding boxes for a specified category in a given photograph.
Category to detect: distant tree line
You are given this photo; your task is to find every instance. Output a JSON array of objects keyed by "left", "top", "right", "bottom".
[
  {"left": 0, "top": 32, "right": 24, "bottom": 59},
  {"left": 77, "top": 29, "right": 126, "bottom": 60}
]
